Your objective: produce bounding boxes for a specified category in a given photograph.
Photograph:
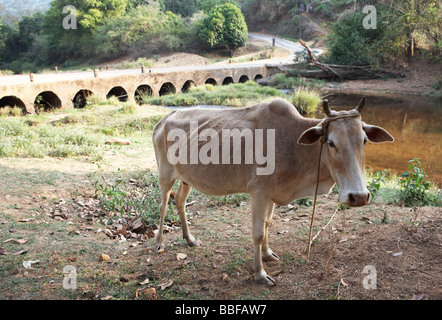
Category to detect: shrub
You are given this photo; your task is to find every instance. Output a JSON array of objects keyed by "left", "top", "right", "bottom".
[
  {"left": 290, "top": 88, "right": 323, "bottom": 114},
  {"left": 398, "top": 158, "right": 439, "bottom": 206},
  {"left": 93, "top": 168, "right": 178, "bottom": 227},
  {"left": 198, "top": 3, "right": 248, "bottom": 55}
]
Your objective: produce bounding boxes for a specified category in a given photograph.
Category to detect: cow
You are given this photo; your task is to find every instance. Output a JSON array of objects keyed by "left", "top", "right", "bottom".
[{"left": 151, "top": 97, "right": 394, "bottom": 285}]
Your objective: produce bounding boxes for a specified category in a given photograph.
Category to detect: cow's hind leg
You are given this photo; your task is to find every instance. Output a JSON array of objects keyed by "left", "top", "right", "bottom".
[
  {"left": 261, "top": 202, "right": 280, "bottom": 262},
  {"left": 153, "top": 176, "right": 176, "bottom": 253},
  {"left": 251, "top": 193, "right": 276, "bottom": 286},
  {"left": 175, "top": 181, "right": 200, "bottom": 247}
]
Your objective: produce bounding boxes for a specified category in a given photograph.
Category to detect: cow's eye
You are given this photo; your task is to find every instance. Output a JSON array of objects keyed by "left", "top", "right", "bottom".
[{"left": 328, "top": 140, "right": 335, "bottom": 148}]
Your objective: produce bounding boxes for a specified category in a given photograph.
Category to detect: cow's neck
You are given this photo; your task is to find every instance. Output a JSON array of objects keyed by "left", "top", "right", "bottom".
[{"left": 272, "top": 117, "right": 335, "bottom": 205}]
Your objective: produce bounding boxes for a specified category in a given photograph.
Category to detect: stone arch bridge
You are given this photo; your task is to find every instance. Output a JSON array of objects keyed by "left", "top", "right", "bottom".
[{"left": 0, "top": 64, "right": 274, "bottom": 114}]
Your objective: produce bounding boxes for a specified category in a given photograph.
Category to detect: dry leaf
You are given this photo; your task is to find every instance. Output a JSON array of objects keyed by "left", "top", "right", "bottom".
[
  {"left": 277, "top": 230, "right": 288, "bottom": 235},
  {"left": 222, "top": 273, "right": 228, "bottom": 281},
  {"left": 13, "top": 239, "right": 29, "bottom": 245},
  {"left": 339, "top": 238, "right": 348, "bottom": 243},
  {"left": 341, "top": 278, "right": 349, "bottom": 287},
  {"left": 99, "top": 253, "right": 111, "bottom": 261},
  {"left": 101, "top": 296, "right": 113, "bottom": 300},
  {"left": 139, "top": 279, "right": 150, "bottom": 285},
  {"left": 23, "top": 260, "right": 40, "bottom": 269},
  {"left": 3, "top": 238, "right": 27, "bottom": 245},
  {"left": 0, "top": 247, "right": 8, "bottom": 255},
  {"left": 12, "top": 249, "right": 27, "bottom": 256},
  {"left": 176, "top": 253, "right": 187, "bottom": 260},
  {"left": 392, "top": 252, "right": 403, "bottom": 257},
  {"left": 158, "top": 279, "right": 173, "bottom": 291},
  {"left": 411, "top": 292, "right": 425, "bottom": 300}
]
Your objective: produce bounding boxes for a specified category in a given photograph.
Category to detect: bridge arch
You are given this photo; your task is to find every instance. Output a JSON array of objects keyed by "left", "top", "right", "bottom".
[
  {"left": 222, "top": 77, "right": 234, "bottom": 85},
  {"left": 181, "top": 80, "right": 196, "bottom": 93},
  {"left": 239, "top": 75, "right": 249, "bottom": 83},
  {"left": 34, "top": 91, "right": 62, "bottom": 113},
  {"left": 254, "top": 74, "right": 263, "bottom": 81},
  {"left": 159, "top": 82, "right": 176, "bottom": 96},
  {"left": 205, "top": 78, "right": 217, "bottom": 86},
  {"left": 135, "top": 84, "right": 153, "bottom": 105},
  {"left": 0, "top": 95, "right": 26, "bottom": 113},
  {"left": 73, "top": 89, "right": 93, "bottom": 109},
  {"left": 107, "top": 86, "right": 128, "bottom": 102}
]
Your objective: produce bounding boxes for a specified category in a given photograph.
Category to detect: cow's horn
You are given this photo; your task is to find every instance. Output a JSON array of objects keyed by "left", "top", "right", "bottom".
[
  {"left": 322, "top": 100, "right": 331, "bottom": 117},
  {"left": 356, "top": 96, "right": 366, "bottom": 113}
]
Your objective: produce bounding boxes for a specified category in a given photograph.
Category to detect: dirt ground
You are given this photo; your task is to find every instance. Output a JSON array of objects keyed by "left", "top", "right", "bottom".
[{"left": 0, "top": 152, "right": 440, "bottom": 301}]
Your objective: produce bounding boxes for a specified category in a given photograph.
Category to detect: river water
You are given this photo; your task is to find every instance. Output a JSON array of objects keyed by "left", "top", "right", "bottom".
[{"left": 325, "top": 93, "right": 441, "bottom": 186}]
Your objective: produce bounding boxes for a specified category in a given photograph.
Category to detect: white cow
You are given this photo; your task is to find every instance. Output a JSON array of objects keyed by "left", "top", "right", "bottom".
[{"left": 152, "top": 97, "right": 394, "bottom": 285}]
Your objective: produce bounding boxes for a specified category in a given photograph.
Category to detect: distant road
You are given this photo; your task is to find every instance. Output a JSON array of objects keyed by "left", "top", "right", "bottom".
[{"left": 0, "top": 33, "right": 309, "bottom": 86}]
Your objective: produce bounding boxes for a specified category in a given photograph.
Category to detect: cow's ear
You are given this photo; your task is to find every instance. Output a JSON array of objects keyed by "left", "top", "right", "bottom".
[
  {"left": 298, "top": 126, "right": 323, "bottom": 145},
  {"left": 363, "top": 124, "right": 394, "bottom": 143}
]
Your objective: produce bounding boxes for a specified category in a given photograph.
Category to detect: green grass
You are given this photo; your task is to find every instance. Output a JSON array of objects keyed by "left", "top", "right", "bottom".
[
  {"left": 142, "top": 80, "right": 324, "bottom": 114},
  {"left": 268, "top": 73, "right": 326, "bottom": 90},
  {"left": 0, "top": 100, "right": 169, "bottom": 161},
  {"left": 290, "top": 87, "right": 323, "bottom": 114},
  {"left": 143, "top": 81, "right": 284, "bottom": 107}
]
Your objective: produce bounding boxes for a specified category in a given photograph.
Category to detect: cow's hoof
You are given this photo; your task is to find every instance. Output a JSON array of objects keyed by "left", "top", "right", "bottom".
[
  {"left": 185, "top": 235, "right": 202, "bottom": 247},
  {"left": 262, "top": 250, "right": 280, "bottom": 262},
  {"left": 256, "top": 273, "right": 276, "bottom": 286},
  {"left": 153, "top": 242, "right": 165, "bottom": 253}
]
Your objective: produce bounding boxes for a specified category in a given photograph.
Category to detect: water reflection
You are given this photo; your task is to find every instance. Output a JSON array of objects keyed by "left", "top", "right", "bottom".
[{"left": 324, "top": 93, "right": 442, "bottom": 186}]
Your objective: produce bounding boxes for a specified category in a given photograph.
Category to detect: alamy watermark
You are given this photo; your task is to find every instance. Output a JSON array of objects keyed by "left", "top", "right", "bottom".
[
  {"left": 167, "top": 121, "right": 275, "bottom": 175},
  {"left": 362, "top": 265, "right": 377, "bottom": 290},
  {"left": 63, "top": 265, "right": 77, "bottom": 290},
  {"left": 362, "top": 5, "right": 377, "bottom": 29},
  {"left": 63, "top": 5, "right": 77, "bottom": 30}
]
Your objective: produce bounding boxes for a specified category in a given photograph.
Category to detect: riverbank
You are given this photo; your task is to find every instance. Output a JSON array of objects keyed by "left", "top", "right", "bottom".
[{"left": 323, "top": 58, "right": 441, "bottom": 97}]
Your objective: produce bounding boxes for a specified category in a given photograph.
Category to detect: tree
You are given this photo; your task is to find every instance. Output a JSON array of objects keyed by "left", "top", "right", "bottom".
[
  {"left": 42, "top": 0, "right": 127, "bottom": 60},
  {"left": 390, "top": 0, "right": 441, "bottom": 59},
  {"left": 162, "top": 0, "right": 199, "bottom": 17},
  {"left": 93, "top": 2, "right": 187, "bottom": 59},
  {"left": 198, "top": 3, "right": 248, "bottom": 55},
  {"left": 200, "top": 0, "right": 240, "bottom": 13}
]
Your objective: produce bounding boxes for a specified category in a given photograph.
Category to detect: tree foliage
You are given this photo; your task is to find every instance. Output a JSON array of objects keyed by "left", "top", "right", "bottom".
[
  {"left": 93, "top": 3, "right": 190, "bottom": 59},
  {"left": 325, "top": 0, "right": 442, "bottom": 65},
  {"left": 198, "top": 3, "right": 248, "bottom": 55},
  {"left": 42, "top": 0, "right": 127, "bottom": 60}
]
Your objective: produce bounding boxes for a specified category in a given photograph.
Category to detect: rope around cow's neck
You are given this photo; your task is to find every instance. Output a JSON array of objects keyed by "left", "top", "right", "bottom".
[{"left": 305, "top": 113, "right": 361, "bottom": 263}]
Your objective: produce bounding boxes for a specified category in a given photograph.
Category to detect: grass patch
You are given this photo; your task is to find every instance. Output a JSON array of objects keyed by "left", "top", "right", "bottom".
[
  {"left": 143, "top": 81, "right": 284, "bottom": 107},
  {"left": 290, "top": 87, "right": 323, "bottom": 114},
  {"left": 92, "top": 168, "right": 179, "bottom": 227},
  {"left": 268, "top": 73, "right": 326, "bottom": 90},
  {"left": 365, "top": 163, "right": 441, "bottom": 207},
  {"left": 0, "top": 102, "right": 169, "bottom": 161}
]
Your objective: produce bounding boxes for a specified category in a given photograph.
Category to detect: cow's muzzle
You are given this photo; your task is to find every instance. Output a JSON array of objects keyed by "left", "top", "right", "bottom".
[{"left": 344, "top": 191, "right": 371, "bottom": 207}]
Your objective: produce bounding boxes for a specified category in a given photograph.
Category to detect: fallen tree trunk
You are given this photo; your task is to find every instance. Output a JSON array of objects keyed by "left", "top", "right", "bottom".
[{"left": 268, "top": 39, "right": 405, "bottom": 80}]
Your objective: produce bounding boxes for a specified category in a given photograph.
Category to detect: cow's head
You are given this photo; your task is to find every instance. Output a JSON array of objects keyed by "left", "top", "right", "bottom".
[{"left": 297, "top": 96, "right": 394, "bottom": 207}]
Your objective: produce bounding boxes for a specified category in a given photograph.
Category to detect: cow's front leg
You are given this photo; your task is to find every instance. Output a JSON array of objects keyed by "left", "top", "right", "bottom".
[
  {"left": 261, "top": 202, "right": 280, "bottom": 262},
  {"left": 251, "top": 194, "right": 276, "bottom": 286},
  {"left": 153, "top": 177, "right": 176, "bottom": 253}
]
